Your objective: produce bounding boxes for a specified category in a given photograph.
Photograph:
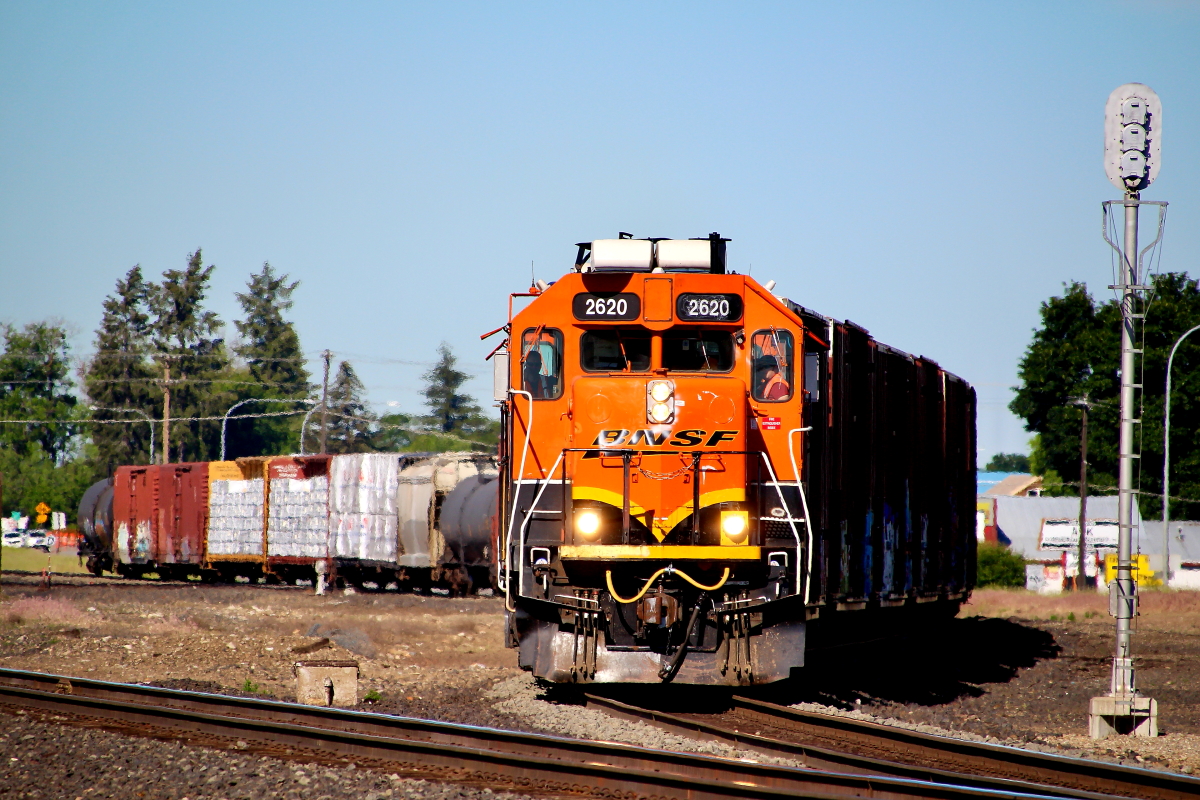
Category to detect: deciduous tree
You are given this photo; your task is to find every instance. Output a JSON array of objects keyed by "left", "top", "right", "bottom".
[{"left": 1010, "top": 273, "right": 1200, "bottom": 518}]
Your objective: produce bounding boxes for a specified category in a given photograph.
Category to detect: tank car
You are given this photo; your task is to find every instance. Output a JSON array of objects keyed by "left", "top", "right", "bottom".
[{"left": 491, "top": 234, "right": 976, "bottom": 684}]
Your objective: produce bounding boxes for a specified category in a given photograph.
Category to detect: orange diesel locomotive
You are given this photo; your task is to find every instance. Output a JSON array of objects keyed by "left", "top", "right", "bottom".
[{"left": 490, "top": 234, "right": 976, "bottom": 685}]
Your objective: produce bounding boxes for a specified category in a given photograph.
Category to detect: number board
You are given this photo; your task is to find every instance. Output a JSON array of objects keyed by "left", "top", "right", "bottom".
[
  {"left": 572, "top": 293, "right": 641, "bottom": 321},
  {"left": 676, "top": 293, "right": 743, "bottom": 322}
]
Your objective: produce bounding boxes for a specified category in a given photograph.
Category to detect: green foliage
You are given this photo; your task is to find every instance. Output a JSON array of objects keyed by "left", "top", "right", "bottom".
[
  {"left": 225, "top": 263, "right": 311, "bottom": 459},
  {"left": 0, "top": 322, "right": 79, "bottom": 460},
  {"left": 323, "top": 361, "right": 376, "bottom": 454},
  {"left": 985, "top": 452, "right": 1030, "bottom": 472},
  {"left": 241, "top": 678, "right": 260, "bottom": 693},
  {"left": 147, "top": 249, "right": 231, "bottom": 462},
  {"left": 363, "top": 688, "right": 382, "bottom": 703},
  {"left": 422, "top": 343, "right": 481, "bottom": 434},
  {"left": 976, "top": 542, "right": 1026, "bottom": 588},
  {"left": 1010, "top": 273, "right": 1200, "bottom": 518},
  {"left": 85, "top": 266, "right": 159, "bottom": 473},
  {"left": 0, "top": 445, "right": 99, "bottom": 523}
]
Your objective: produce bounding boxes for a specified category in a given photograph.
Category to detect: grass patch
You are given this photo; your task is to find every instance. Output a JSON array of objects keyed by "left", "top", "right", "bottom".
[
  {"left": 242, "top": 678, "right": 260, "bottom": 693},
  {"left": 1, "top": 546, "right": 89, "bottom": 574},
  {"left": 363, "top": 689, "right": 382, "bottom": 703}
]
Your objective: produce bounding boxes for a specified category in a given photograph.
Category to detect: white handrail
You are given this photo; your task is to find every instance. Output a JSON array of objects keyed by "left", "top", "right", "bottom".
[
  {"left": 503, "top": 389, "right": 533, "bottom": 612},
  {"left": 757, "top": 446, "right": 806, "bottom": 599},
  {"left": 516, "top": 451, "right": 565, "bottom": 600},
  {"left": 788, "top": 427, "right": 815, "bottom": 604}
]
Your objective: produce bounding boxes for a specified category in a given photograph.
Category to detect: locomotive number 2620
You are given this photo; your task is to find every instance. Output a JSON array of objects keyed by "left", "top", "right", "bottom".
[
  {"left": 676, "top": 293, "right": 743, "bottom": 322},
  {"left": 572, "top": 292, "right": 641, "bottom": 321}
]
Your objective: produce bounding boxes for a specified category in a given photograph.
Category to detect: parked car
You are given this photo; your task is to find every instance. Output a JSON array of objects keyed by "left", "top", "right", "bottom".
[{"left": 26, "top": 531, "right": 54, "bottom": 552}]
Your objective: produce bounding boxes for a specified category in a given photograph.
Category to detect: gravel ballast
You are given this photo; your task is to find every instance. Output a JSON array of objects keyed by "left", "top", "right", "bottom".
[{"left": 0, "top": 707, "right": 534, "bottom": 800}]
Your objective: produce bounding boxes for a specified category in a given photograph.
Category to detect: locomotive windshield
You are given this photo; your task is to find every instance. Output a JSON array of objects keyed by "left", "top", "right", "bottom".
[
  {"left": 580, "top": 329, "right": 652, "bottom": 372},
  {"left": 662, "top": 329, "right": 735, "bottom": 372}
]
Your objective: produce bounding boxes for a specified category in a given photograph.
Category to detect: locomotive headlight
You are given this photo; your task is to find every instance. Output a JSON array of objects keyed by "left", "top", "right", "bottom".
[
  {"left": 647, "top": 380, "right": 674, "bottom": 423},
  {"left": 575, "top": 510, "right": 602, "bottom": 540},
  {"left": 720, "top": 510, "right": 750, "bottom": 545}
]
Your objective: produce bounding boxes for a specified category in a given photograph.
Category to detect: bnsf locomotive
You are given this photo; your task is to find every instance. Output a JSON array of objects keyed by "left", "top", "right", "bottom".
[{"left": 492, "top": 234, "right": 976, "bottom": 685}]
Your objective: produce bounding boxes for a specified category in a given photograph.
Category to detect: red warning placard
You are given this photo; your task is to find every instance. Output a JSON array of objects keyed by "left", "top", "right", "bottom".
[{"left": 761, "top": 416, "right": 781, "bottom": 431}]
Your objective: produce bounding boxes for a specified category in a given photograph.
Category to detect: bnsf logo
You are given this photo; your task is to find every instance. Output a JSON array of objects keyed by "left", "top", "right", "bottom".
[{"left": 589, "top": 429, "right": 739, "bottom": 448}]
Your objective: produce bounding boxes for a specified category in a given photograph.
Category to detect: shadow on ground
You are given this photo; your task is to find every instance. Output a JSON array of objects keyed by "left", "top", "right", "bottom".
[{"left": 581, "top": 615, "right": 1061, "bottom": 716}]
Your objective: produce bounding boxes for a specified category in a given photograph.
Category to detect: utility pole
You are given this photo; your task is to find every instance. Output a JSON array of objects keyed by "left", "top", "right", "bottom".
[
  {"left": 1069, "top": 395, "right": 1095, "bottom": 590},
  {"left": 1090, "top": 83, "right": 1164, "bottom": 739},
  {"left": 319, "top": 350, "right": 332, "bottom": 454},
  {"left": 161, "top": 364, "right": 172, "bottom": 465}
]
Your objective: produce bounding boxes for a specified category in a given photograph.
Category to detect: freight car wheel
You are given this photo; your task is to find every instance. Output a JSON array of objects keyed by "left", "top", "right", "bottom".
[{"left": 444, "top": 566, "right": 473, "bottom": 597}]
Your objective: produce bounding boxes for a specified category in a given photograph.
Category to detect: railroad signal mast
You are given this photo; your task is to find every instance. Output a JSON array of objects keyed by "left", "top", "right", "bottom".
[{"left": 1089, "top": 83, "right": 1165, "bottom": 739}]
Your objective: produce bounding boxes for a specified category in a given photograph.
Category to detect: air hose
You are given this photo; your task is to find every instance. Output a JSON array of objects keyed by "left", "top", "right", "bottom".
[
  {"left": 659, "top": 594, "right": 708, "bottom": 683},
  {"left": 605, "top": 567, "right": 730, "bottom": 604}
]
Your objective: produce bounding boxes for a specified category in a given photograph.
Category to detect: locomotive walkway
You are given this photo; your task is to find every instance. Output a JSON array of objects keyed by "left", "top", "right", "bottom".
[
  {"left": 584, "top": 692, "right": 1200, "bottom": 800},
  {"left": 0, "top": 666, "right": 1102, "bottom": 800}
]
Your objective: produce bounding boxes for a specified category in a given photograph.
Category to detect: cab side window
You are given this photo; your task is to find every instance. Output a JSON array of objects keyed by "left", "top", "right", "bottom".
[
  {"left": 521, "top": 328, "right": 563, "bottom": 399},
  {"left": 750, "top": 329, "right": 794, "bottom": 402}
]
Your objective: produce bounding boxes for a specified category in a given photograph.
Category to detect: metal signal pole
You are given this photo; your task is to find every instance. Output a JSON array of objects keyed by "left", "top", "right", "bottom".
[
  {"left": 1113, "top": 192, "right": 1139, "bottom": 696},
  {"left": 1090, "top": 83, "right": 1163, "bottom": 738}
]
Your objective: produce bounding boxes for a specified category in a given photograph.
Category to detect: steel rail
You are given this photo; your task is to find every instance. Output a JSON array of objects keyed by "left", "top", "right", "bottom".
[
  {"left": 0, "top": 668, "right": 1058, "bottom": 800},
  {"left": 584, "top": 693, "right": 1199, "bottom": 800}
]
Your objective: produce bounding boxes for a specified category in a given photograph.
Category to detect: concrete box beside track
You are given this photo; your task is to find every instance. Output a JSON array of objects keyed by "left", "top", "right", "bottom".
[{"left": 293, "top": 660, "right": 358, "bottom": 707}]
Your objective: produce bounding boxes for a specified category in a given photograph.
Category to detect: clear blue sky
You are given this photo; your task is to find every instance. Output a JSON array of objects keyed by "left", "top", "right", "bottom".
[{"left": 2, "top": 2, "right": 1198, "bottom": 463}]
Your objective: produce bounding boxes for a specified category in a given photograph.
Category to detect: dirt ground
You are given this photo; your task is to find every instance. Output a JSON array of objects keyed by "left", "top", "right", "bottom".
[{"left": 1, "top": 576, "right": 1198, "bottom": 773}]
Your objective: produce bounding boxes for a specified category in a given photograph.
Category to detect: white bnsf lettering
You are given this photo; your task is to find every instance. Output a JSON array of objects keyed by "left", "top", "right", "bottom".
[{"left": 586, "top": 428, "right": 739, "bottom": 456}]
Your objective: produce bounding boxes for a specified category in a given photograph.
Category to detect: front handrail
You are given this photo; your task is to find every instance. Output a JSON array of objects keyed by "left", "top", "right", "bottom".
[{"left": 502, "top": 389, "right": 533, "bottom": 612}]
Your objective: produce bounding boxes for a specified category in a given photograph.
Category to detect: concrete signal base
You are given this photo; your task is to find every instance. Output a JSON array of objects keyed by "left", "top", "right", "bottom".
[
  {"left": 1089, "top": 694, "right": 1158, "bottom": 739},
  {"left": 294, "top": 660, "right": 360, "bottom": 707}
]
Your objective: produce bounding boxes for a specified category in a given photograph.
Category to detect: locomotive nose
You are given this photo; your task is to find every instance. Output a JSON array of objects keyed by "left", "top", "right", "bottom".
[{"left": 570, "top": 375, "right": 748, "bottom": 544}]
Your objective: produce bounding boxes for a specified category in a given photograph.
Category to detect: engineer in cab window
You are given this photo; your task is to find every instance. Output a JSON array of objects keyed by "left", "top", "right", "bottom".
[
  {"left": 751, "top": 330, "right": 793, "bottom": 402},
  {"left": 521, "top": 328, "right": 563, "bottom": 399}
]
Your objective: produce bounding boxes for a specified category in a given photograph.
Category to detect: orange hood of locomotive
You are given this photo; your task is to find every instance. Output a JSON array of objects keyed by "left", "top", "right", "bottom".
[{"left": 570, "top": 374, "right": 747, "bottom": 542}]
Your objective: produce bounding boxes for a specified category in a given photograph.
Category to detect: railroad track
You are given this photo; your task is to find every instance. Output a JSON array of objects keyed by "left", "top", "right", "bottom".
[
  {"left": 0, "top": 667, "right": 1086, "bottom": 800},
  {"left": 584, "top": 692, "right": 1200, "bottom": 800}
]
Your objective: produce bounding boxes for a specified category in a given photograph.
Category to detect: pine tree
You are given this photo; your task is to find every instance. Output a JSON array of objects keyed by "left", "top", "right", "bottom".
[
  {"left": 147, "top": 249, "right": 231, "bottom": 462},
  {"left": 322, "top": 360, "right": 375, "bottom": 454},
  {"left": 223, "top": 263, "right": 311, "bottom": 458},
  {"left": 0, "top": 321, "right": 79, "bottom": 460},
  {"left": 422, "top": 343, "right": 480, "bottom": 434},
  {"left": 85, "top": 266, "right": 158, "bottom": 472}
]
